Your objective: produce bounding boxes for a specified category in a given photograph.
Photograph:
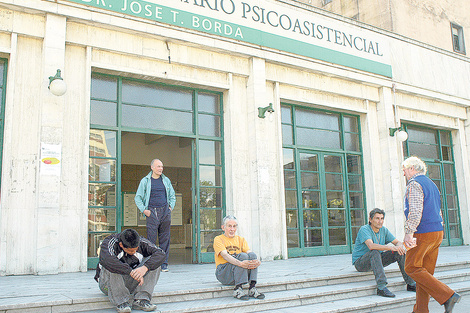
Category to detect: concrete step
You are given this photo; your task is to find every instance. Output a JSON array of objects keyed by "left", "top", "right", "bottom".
[{"left": 69, "top": 264, "right": 470, "bottom": 313}]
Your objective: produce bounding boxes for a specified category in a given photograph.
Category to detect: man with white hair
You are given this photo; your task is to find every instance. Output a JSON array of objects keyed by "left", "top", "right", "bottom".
[
  {"left": 213, "top": 215, "right": 265, "bottom": 300},
  {"left": 402, "top": 156, "right": 461, "bottom": 313}
]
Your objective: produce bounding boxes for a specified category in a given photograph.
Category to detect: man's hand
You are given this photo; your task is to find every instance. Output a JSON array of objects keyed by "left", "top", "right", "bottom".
[
  {"left": 130, "top": 266, "right": 148, "bottom": 285},
  {"left": 239, "top": 259, "right": 261, "bottom": 269},
  {"left": 390, "top": 244, "right": 406, "bottom": 255},
  {"left": 404, "top": 233, "right": 417, "bottom": 250},
  {"left": 143, "top": 209, "right": 151, "bottom": 217}
]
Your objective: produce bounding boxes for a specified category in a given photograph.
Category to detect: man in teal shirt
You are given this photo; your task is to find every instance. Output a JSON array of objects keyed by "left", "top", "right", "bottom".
[
  {"left": 352, "top": 208, "right": 415, "bottom": 298},
  {"left": 135, "top": 159, "right": 176, "bottom": 272}
]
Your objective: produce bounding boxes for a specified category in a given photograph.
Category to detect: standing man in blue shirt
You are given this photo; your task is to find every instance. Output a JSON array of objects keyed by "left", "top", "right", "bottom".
[
  {"left": 135, "top": 159, "right": 176, "bottom": 272},
  {"left": 352, "top": 208, "right": 416, "bottom": 298}
]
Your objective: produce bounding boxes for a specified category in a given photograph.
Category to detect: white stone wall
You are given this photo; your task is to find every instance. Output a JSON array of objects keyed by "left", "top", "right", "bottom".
[{"left": 0, "top": 0, "right": 468, "bottom": 274}]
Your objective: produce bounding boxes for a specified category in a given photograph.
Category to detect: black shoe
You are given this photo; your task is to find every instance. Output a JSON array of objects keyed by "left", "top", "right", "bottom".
[
  {"left": 377, "top": 287, "right": 395, "bottom": 298},
  {"left": 444, "top": 292, "right": 461, "bottom": 313},
  {"left": 116, "top": 302, "right": 132, "bottom": 313},
  {"left": 406, "top": 284, "right": 416, "bottom": 292}
]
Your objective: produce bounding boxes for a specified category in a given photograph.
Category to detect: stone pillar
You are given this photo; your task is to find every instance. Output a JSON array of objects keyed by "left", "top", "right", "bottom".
[{"left": 36, "top": 14, "right": 67, "bottom": 274}]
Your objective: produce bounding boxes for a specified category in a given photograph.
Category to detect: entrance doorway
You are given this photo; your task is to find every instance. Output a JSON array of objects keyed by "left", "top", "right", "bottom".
[{"left": 121, "top": 132, "right": 194, "bottom": 265}]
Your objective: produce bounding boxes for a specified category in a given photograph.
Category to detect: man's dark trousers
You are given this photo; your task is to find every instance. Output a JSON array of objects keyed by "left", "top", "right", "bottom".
[{"left": 147, "top": 204, "right": 171, "bottom": 266}]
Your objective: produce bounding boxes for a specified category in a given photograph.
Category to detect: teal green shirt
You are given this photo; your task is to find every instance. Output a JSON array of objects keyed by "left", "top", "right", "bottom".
[
  {"left": 134, "top": 171, "right": 176, "bottom": 213},
  {"left": 352, "top": 224, "right": 395, "bottom": 264}
]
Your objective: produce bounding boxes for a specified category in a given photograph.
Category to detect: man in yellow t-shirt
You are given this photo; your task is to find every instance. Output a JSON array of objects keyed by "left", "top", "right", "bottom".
[{"left": 213, "top": 215, "right": 265, "bottom": 300}]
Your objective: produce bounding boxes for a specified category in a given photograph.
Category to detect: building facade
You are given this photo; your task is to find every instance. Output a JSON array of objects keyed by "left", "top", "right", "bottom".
[
  {"left": 0, "top": 0, "right": 469, "bottom": 275},
  {"left": 306, "top": 0, "right": 469, "bottom": 55}
]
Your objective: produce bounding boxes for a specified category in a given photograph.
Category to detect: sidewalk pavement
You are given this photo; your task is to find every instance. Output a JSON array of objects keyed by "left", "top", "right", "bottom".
[{"left": 1, "top": 245, "right": 469, "bottom": 312}]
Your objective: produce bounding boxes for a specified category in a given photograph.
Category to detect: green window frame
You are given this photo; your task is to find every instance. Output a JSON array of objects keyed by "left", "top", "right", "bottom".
[
  {"left": 88, "top": 73, "right": 225, "bottom": 267},
  {"left": 282, "top": 104, "right": 366, "bottom": 257},
  {"left": 402, "top": 124, "right": 463, "bottom": 246}
]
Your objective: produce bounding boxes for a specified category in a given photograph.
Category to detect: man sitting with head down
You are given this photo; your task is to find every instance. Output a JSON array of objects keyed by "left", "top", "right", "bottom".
[
  {"left": 352, "top": 208, "right": 416, "bottom": 298},
  {"left": 213, "top": 215, "right": 265, "bottom": 300}
]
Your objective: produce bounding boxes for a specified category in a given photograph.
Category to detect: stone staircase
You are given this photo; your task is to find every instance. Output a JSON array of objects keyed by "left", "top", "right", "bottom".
[{"left": 49, "top": 260, "right": 470, "bottom": 313}]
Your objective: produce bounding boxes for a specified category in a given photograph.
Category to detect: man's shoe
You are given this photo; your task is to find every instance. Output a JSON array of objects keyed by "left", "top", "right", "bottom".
[
  {"left": 377, "top": 287, "right": 396, "bottom": 298},
  {"left": 116, "top": 302, "right": 132, "bottom": 313},
  {"left": 248, "top": 287, "right": 265, "bottom": 299},
  {"left": 233, "top": 287, "right": 249, "bottom": 300},
  {"left": 133, "top": 299, "right": 157, "bottom": 312},
  {"left": 406, "top": 284, "right": 416, "bottom": 292},
  {"left": 161, "top": 264, "right": 169, "bottom": 272},
  {"left": 444, "top": 292, "right": 461, "bottom": 313}
]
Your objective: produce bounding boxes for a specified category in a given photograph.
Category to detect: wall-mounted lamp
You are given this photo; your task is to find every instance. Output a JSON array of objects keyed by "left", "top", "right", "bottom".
[
  {"left": 258, "top": 103, "right": 274, "bottom": 118},
  {"left": 48, "top": 69, "right": 67, "bottom": 96},
  {"left": 389, "top": 127, "right": 408, "bottom": 142}
]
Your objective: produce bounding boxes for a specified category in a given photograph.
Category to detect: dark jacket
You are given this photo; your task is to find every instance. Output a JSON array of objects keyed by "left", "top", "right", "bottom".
[{"left": 94, "top": 231, "right": 165, "bottom": 281}]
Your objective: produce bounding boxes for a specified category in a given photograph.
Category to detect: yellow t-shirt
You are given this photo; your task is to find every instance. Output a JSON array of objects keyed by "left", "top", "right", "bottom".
[{"left": 213, "top": 234, "right": 250, "bottom": 267}]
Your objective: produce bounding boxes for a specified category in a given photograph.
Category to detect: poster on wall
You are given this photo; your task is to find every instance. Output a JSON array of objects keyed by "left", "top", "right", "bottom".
[
  {"left": 123, "top": 193, "right": 138, "bottom": 226},
  {"left": 40, "top": 143, "right": 62, "bottom": 176}
]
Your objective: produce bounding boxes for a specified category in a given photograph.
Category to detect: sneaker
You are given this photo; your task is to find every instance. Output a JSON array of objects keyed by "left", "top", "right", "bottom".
[
  {"left": 161, "top": 264, "right": 169, "bottom": 272},
  {"left": 116, "top": 302, "right": 132, "bottom": 313},
  {"left": 248, "top": 287, "right": 265, "bottom": 299},
  {"left": 407, "top": 284, "right": 416, "bottom": 292},
  {"left": 133, "top": 299, "right": 157, "bottom": 312},
  {"left": 377, "top": 287, "right": 395, "bottom": 298},
  {"left": 233, "top": 287, "right": 249, "bottom": 300}
]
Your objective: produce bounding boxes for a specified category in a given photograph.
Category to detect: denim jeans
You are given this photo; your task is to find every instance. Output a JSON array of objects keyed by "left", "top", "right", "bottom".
[
  {"left": 354, "top": 249, "right": 415, "bottom": 290},
  {"left": 215, "top": 252, "right": 258, "bottom": 286}
]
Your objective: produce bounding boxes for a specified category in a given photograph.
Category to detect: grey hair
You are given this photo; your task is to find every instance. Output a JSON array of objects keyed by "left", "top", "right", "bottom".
[
  {"left": 402, "top": 156, "right": 427, "bottom": 174},
  {"left": 222, "top": 215, "right": 237, "bottom": 226},
  {"left": 151, "top": 158, "right": 162, "bottom": 167}
]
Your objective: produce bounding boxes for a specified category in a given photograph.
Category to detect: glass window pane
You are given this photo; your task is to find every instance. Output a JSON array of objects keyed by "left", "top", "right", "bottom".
[
  {"left": 427, "top": 164, "right": 441, "bottom": 180},
  {"left": 447, "top": 195, "right": 457, "bottom": 208},
  {"left": 296, "top": 109, "right": 339, "bottom": 130},
  {"left": 122, "top": 105, "right": 193, "bottom": 133},
  {"left": 122, "top": 80, "right": 192, "bottom": 110},
  {"left": 199, "top": 187, "right": 222, "bottom": 208},
  {"left": 325, "top": 173, "right": 343, "bottom": 190},
  {"left": 88, "top": 233, "right": 113, "bottom": 257},
  {"left": 200, "top": 231, "right": 221, "bottom": 253},
  {"left": 348, "top": 175, "right": 363, "bottom": 191},
  {"left": 324, "top": 155, "right": 342, "bottom": 173},
  {"left": 441, "top": 146, "right": 452, "bottom": 161},
  {"left": 91, "top": 74, "right": 117, "bottom": 100},
  {"left": 282, "top": 124, "right": 293, "bottom": 145},
  {"left": 329, "top": 228, "right": 346, "bottom": 245},
  {"left": 445, "top": 181, "right": 456, "bottom": 195},
  {"left": 88, "top": 183, "right": 116, "bottom": 206},
  {"left": 343, "top": 116, "right": 358, "bottom": 132},
  {"left": 200, "top": 209, "right": 222, "bottom": 230},
  {"left": 350, "top": 192, "right": 364, "bottom": 208},
  {"left": 443, "top": 164, "right": 455, "bottom": 180},
  {"left": 448, "top": 209, "right": 459, "bottom": 224},
  {"left": 449, "top": 225, "right": 460, "bottom": 239},
  {"left": 304, "top": 210, "right": 321, "bottom": 227},
  {"left": 407, "top": 142, "right": 439, "bottom": 160},
  {"left": 281, "top": 105, "right": 292, "bottom": 124},
  {"left": 284, "top": 170, "right": 296, "bottom": 189},
  {"left": 89, "top": 130, "right": 117, "bottom": 158},
  {"left": 300, "top": 153, "right": 318, "bottom": 171},
  {"left": 347, "top": 155, "right": 362, "bottom": 174},
  {"left": 407, "top": 127, "right": 437, "bottom": 144},
  {"left": 440, "top": 132, "right": 451, "bottom": 146},
  {"left": 287, "top": 229, "right": 299, "bottom": 248},
  {"left": 285, "top": 190, "right": 297, "bottom": 208},
  {"left": 0, "top": 62, "right": 4, "bottom": 86},
  {"left": 328, "top": 209, "right": 345, "bottom": 226},
  {"left": 89, "top": 158, "right": 116, "bottom": 182},
  {"left": 351, "top": 209, "right": 365, "bottom": 227},
  {"left": 90, "top": 100, "right": 117, "bottom": 126},
  {"left": 283, "top": 149, "right": 295, "bottom": 170},
  {"left": 301, "top": 172, "right": 319, "bottom": 189},
  {"left": 327, "top": 191, "right": 344, "bottom": 208},
  {"left": 286, "top": 210, "right": 298, "bottom": 228},
  {"left": 302, "top": 191, "right": 320, "bottom": 208},
  {"left": 199, "top": 140, "right": 222, "bottom": 165},
  {"left": 88, "top": 208, "right": 116, "bottom": 232},
  {"left": 304, "top": 229, "right": 322, "bottom": 247},
  {"left": 198, "top": 114, "right": 220, "bottom": 137},
  {"left": 199, "top": 165, "right": 222, "bottom": 187},
  {"left": 344, "top": 133, "right": 360, "bottom": 151},
  {"left": 297, "top": 128, "right": 341, "bottom": 149},
  {"left": 351, "top": 227, "right": 360, "bottom": 244},
  {"left": 198, "top": 92, "right": 220, "bottom": 114}
]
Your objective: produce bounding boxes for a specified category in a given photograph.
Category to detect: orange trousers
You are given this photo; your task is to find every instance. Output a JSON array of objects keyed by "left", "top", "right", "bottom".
[{"left": 404, "top": 231, "right": 454, "bottom": 313}]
